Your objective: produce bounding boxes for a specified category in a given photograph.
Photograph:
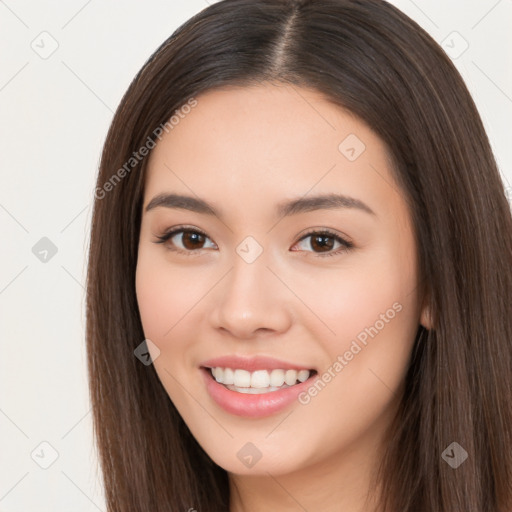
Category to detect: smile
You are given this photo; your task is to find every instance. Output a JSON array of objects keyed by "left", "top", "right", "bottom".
[
  {"left": 200, "top": 366, "right": 318, "bottom": 418},
  {"left": 209, "top": 367, "right": 312, "bottom": 393}
]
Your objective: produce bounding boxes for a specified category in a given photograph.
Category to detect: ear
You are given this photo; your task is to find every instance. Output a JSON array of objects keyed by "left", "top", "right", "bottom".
[{"left": 419, "top": 296, "right": 433, "bottom": 330}]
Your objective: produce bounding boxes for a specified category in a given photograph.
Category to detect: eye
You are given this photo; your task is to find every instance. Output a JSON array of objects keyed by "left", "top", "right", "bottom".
[
  {"left": 153, "top": 226, "right": 217, "bottom": 255},
  {"left": 153, "top": 226, "right": 353, "bottom": 258},
  {"left": 291, "top": 229, "right": 353, "bottom": 257}
]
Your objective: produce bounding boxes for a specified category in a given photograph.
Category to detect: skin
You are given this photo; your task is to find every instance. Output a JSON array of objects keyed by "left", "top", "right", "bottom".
[{"left": 135, "top": 82, "right": 431, "bottom": 512}]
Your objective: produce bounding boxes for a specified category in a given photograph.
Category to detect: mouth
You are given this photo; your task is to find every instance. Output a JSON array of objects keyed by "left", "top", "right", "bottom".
[
  {"left": 201, "top": 366, "right": 318, "bottom": 394},
  {"left": 200, "top": 364, "right": 318, "bottom": 418}
]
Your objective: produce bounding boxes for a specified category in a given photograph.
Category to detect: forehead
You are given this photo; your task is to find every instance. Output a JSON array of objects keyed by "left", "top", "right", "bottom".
[
  {"left": 143, "top": 83, "right": 403, "bottom": 222},
  {"left": 148, "top": 82, "right": 381, "bottom": 165}
]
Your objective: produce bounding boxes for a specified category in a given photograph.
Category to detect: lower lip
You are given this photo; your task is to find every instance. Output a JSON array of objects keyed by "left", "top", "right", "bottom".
[{"left": 200, "top": 367, "right": 317, "bottom": 418}]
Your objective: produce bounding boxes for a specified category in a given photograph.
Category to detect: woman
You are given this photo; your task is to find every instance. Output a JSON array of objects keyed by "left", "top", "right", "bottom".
[{"left": 86, "top": 1, "right": 512, "bottom": 510}]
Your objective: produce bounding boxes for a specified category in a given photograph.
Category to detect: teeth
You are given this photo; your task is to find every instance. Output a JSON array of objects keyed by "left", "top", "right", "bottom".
[
  {"left": 209, "top": 367, "right": 312, "bottom": 391},
  {"left": 270, "top": 369, "right": 285, "bottom": 387},
  {"left": 251, "top": 370, "right": 269, "bottom": 388},
  {"left": 223, "top": 367, "right": 234, "bottom": 385},
  {"left": 285, "top": 369, "right": 297, "bottom": 386}
]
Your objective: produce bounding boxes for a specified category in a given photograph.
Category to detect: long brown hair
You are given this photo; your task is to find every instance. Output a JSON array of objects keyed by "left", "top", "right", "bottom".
[{"left": 86, "top": 1, "right": 512, "bottom": 510}]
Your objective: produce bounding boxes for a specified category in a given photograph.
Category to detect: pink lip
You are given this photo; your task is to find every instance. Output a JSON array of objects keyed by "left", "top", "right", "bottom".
[
  {"left": 200, "top": 367, "right": 318, "bottom": 418},
  {"left": 199, "top": 355, "right": 314, "bottom": 372}
]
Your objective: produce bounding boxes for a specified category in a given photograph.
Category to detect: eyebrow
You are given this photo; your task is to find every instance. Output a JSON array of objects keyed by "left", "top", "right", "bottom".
[{"left": 145, "top": 192, "right": 376, "bottom": 218}]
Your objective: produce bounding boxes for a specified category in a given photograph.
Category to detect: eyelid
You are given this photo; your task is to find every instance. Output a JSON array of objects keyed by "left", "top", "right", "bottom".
[
  {"left": 154, "top": 224, "right": 210, "bottom": 242},
  {"left": 296, "top": 226, "right": 353, "bottom": 246}
]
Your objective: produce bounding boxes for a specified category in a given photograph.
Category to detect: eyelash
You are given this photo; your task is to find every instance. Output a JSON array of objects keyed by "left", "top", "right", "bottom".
[{"left": 153, "top": 225, "right": 354, "bottom": 258}]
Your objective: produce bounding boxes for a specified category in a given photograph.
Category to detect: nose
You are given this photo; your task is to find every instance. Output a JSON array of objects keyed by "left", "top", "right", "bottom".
[{"left": 209, "top": 249, "right": 293, "bottom": 340}]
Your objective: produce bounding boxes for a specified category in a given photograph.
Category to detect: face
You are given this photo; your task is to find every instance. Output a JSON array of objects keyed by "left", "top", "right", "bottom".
[{"left": 135, "top": 82, "right": 429, "bottom": 477}]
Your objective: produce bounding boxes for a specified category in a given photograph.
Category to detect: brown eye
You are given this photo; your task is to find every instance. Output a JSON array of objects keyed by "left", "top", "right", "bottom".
[
  {"left": 309, "top": 234, "right": 335, "bottom": 252},
  {"left": 292, "top": 230, "right": 353, "bottom": 257},
  {"left": 180, "top": 231, "right": 207, "bottom": 250},
  {"left": 154, "top": 227, "right": 217, "bottom": 255}
]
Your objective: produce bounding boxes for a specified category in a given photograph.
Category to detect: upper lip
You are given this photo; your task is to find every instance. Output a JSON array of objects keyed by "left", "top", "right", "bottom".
[{"left": 200, "top": 355, "right": 315, "bottom": 372}]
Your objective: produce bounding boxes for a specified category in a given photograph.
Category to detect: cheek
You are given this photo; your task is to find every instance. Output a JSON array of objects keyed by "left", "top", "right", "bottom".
[
  {"left": 299, "top": 242, "right": 420, "bottom": 388},
  {"left": 135, "top": 250, "right": 200, "bottom": 406},
  {"left": 287, "top": 250, "right": 419, "bottom": 454},
  {"left": 135, "top": 261, "right": 176, "bottom": 340},
  {"left": 298, "top": 248, "right": 417, "bottom": 342},
  {"left": 135, "top": 246, "right": 207, "bottom": 341},
  {"left": 135, "top": 249, "right": 192, "bottom": 387},
  {"left": 134, "top": 246, "right": 224, "bottom": 399}
]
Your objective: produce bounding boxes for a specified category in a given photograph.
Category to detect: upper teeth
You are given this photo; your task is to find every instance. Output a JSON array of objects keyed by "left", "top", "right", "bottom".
[{"left": 210, "top": 367, "right": 311, "bottom": 388}]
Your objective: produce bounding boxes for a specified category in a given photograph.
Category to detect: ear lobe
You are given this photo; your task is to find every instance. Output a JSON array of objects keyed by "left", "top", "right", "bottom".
[{"left": 420, "top": 301, "right": 433, "bottom": 330}]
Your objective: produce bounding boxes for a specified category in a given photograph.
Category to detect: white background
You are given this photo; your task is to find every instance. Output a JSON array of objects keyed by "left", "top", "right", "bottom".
[{"left": 0, "top": 1, "right": 511, "bottom": 510}]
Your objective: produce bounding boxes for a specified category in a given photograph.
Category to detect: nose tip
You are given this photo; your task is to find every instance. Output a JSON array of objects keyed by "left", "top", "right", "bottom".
[
  {"left": 209, "top": 260, "right": 292, "bottom": 339},
  {"left": 215, "top": 294, "right": 286, "bottom": 339}
]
